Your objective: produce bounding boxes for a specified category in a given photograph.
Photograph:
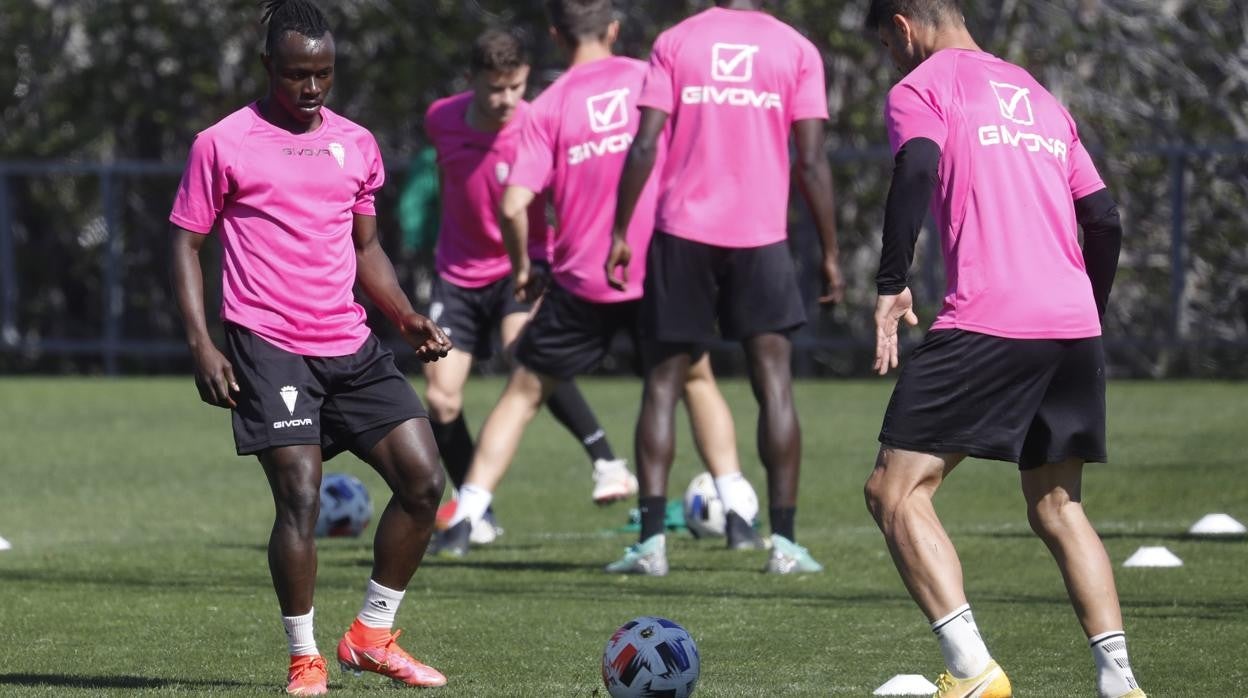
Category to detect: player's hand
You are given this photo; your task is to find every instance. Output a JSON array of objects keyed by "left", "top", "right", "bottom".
[
  {"left": 818, "top": 253, "right": 847, "bottom": 305},
  {"left": 399, "top": 313, "right": 453, "bottom": 363},
  {"left": 605, "top": 235, "right": 631, "bottom": 292},
  {"left": 513, "top": 263, "right": 548, "bottom": 303},
  {"left": 191, "top": 343, "right": 239, "bottom": 409},
  {"left": 873, "top": 288, "right": 919, "bottom": 376}
]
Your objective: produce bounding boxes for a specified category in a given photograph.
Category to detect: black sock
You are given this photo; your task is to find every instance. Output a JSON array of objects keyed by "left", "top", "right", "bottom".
[
  {"left": 546, "top": 380, "right": 615, "bottom": 462},
  {"left": 640, "top": 496, "right": 667, "bottom": 541},
  {"left": 429, "top": 413, "right": 474, "bottom": 489},
  {"left": 770, "top": 507, "right": 796, "bottom": 541}
]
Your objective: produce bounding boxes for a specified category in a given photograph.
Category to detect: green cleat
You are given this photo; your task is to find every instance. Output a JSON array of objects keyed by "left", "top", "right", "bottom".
[
  {"left": 605, "top": 534, "right": 668, "bottom": 576},
  {"left": 764, "top": 534, "right": 824, "bottom": 574}
]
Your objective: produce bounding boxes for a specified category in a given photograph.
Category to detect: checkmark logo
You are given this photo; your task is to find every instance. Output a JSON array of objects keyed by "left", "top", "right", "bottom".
[
  {"left": 711, "top": 43, "right": 759, "bottom": 83},
  {"left": 989, "top": 81, "right": 1034, "bottom": 125},
  {"left": 586, "top": 88, "right": 631, "bottom": 133}
]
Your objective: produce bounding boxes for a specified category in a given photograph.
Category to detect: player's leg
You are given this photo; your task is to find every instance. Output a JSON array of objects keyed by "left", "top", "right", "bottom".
[
  {"left": 500, "top": 309, "right": 628, "bottom": 503},
  {"left": 682, "top": 353, "right": 763, "bottom": 549},
  {"left": 1018, "top": 336, "right": 1143, "bottom": 698},
  {"left": 605, "top": 343, "right": 690, "bottom": 576},
  {"left": 422, "top": 349, "right": 475, "bottom": 487},
  {"left": 259, "top": 445, "right": 331, "bottom": 695},
  {"left": 864, "top": 447, "right": 1011, "bottom": 696},
  {"left": 334, "top": 417, "right": 447, "bottom": 688},
  {"left": 223, "top": 324, "right": 331, "bottom": 694}
]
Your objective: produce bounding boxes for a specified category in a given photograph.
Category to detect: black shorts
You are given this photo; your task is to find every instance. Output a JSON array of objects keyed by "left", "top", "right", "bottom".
[
  {"left": 513, "top": 282, "right": 641, "bottom": 380},
  {"left": 641, "top": 231, "right": 806, "bottom": 344},
  {"left": 428, "top": 274, "right": 530, "bottom": 359},
  {"left": 879, "top": 329, "right": 1107, "bottom": 470},
  {"left": 225, "top": 324, "right": 427, "bottom": 461}
]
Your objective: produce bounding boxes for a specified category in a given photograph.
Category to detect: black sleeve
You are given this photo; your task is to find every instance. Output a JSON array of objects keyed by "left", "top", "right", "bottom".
[
  {"left": 1075, "top": 187, "right": 1122, "bottom": 318},
  {"left": 876, "top": 137, "right": 941, "bottom": 295}
]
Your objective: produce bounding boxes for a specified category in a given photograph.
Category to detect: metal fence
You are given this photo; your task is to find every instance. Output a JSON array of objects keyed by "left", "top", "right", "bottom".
[{"left": 2, "top": 142, "right": 1246, "bottom": 376}]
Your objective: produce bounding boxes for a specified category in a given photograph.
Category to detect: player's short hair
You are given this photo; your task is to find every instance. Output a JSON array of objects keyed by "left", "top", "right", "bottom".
[
  {"left": 545, "top": 0, "right": 616, "bottom": 44},
  {"left": 864, "top": 0, "right": 963, "bottom": 31},
  {"left": 469, "top": 29, "right": 531, "bottom": 75},
  {"left": 260, "top": 0, "right": 332, "bottom": 56}
]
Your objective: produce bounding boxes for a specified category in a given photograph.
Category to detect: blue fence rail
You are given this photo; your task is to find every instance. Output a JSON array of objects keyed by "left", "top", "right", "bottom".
[{"left": 2, "top": 141, "right": 1246, "bottom": 375}]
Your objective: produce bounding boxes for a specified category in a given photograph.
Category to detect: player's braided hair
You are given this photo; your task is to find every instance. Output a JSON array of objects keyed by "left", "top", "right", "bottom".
[
  {"left": 261, "top": 0, "right": 332, "bottom": 56},
  {"left": 545, "top": 0, "right": 615, "bottom": 44},
  {"left": 864, "top": 0, "right": 963, "bottom": 31}
]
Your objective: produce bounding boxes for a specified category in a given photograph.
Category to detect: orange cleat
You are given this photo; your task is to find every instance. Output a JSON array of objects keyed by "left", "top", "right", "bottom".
[
  {"left": 286, "top": 655, "right": 328, "bottom": 696},
  {"left": 337, "top": 626, "right": 447, "bottom": 688}
]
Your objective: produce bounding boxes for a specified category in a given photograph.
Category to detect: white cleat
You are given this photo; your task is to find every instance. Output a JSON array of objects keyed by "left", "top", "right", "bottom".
[{"left": 592, "top": 458, "right": 638, "bottom": 505}]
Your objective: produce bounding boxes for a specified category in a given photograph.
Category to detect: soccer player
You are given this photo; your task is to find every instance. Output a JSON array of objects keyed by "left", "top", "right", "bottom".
[
  {"left": 860, "top": 2, "right": 1145, "bottom": 697},
  {"left": 423, "top": 29, "right": 633, "bottom": 541},
  {"left": 607, "top": 0, "right": 845, "bottom": 575},
  {"left": 170, "top": 1, "right": 450, "bottom": 693},
  {"left": 431, "top": 0, "right": 766, "bottom": 564}
]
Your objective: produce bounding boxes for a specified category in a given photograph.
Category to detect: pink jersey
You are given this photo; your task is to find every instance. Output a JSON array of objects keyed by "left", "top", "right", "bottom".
[
  {"left": 425, "top": 92, "right": 551, "bottom": 288},
  {"left": 638, "top": 7, "right": 828, "bottom": 248},
  {"left": 886, "top": 49, "right": 1106, "bottom": 339},
  {"left": 509, "top": 57, "right": 659, "bottom": 302},
  {"left": 169, "top": 103, "right": 381, "bottom": 357}
]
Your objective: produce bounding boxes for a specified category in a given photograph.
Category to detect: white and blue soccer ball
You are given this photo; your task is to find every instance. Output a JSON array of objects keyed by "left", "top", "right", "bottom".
[
  {"left": 683, "top": 472, "right": 726, "bottom": 538},
  {"left": 316, "top": 473, "right": 372, "bottom": 538},
  {"left": 602, "top": 616, "right": 700, "bottom": 698}
]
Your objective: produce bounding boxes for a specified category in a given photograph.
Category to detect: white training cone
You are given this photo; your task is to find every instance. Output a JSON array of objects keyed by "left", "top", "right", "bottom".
[
  {"left": 1123, "top": 546, "right": 1182, "bottom": 568},
  {"left": 0, "top": 536, "right": 11, "bottom": 551},
  {"left": 874, "top": 674, "right": 940, "bottom": 695},
  {"left": 1188, "top": 513, "right": 1247, "bottom": 536}
]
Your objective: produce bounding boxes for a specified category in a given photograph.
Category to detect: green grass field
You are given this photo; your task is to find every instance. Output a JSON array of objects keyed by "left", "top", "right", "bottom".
[{"left": 1, "top": 377, "right": 1246, "bottom": 696}]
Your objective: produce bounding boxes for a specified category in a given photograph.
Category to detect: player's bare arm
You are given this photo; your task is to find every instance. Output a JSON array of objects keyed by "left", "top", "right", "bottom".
[
  {"left": 792, "top": 118, "right": 845, "bottom": 305},
  {"left": 351, "top": 213, "right": 451, "bottom": 362},
  {"left": 606, "top": 107, "right": 668, "bottom": 291},
  {"left": 170, "top": 225, "right": 239, "bottom": 408},
  {"left": 499, "top": 185, "right": 541, "bottom": 302}
]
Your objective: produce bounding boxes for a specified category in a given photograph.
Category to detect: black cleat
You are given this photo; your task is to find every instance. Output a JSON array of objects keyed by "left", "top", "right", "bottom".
[
  {"left": 725, "top": 511, "right": 768, "bottom": 551},
  {"left": 429, "top": 519, "right": 471, "bottom": 558}
]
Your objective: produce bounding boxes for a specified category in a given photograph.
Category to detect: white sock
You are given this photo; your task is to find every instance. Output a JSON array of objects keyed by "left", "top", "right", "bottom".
[
  {"left": 1090, "top": 631, "right": 1139, "bottom": 697},
  {"left": 448, "top": 483, "right": 492, "bottom": 527},
  {"left": 714, "top": 472, "right": 759, "bottom": 522},
  {"left": 931, "top": 604, "right": 991, "bottom": 678},
  {"left": 282, "top": 608, "right": 318, "bottom": 657},
  {"left": 357, "top": 579, "right": 405, "bottom": 629}
]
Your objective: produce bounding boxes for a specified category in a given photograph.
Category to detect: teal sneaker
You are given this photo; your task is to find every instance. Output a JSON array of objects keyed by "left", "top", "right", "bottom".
[
  {"left": 765, "top": 534, "right": 823, "bottom": 574},
  {"left": 605, "top": 534, "right": 668, "bottom": 576}
]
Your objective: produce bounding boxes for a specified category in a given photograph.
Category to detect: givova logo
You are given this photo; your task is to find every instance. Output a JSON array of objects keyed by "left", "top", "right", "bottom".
[
  {"left": 989, "top": 81, "right": 1034, "bottom": 126},
  {"left": 711, "top": 43, "right": 759, "bottom": 82},
  {"left": 587, "top": 88, "right": 630, "bottom": 133},
  {"left": 682, "top": 42, "right": 781, "bottom": 111}
]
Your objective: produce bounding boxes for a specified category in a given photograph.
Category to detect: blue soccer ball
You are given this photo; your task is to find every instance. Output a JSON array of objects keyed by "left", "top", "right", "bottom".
[
  {"left": 316, "top": 473, "right": 372, "bottom": 538},
  {"left": 602, "top": 616, "right": 700, "bottom": 698}
]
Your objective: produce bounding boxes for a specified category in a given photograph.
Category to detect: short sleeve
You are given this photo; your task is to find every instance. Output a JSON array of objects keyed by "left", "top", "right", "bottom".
[
  {"left": 790, "top": 38, "right": 829, "bottom": 122},
  {"left": 353, "top": 133, "right": 385, "bottom": 216},
  {"left": 1065, "top": 118, "right": 1105, "bottom": 200},
  {"left": 507, "top": 100, "right": 557, "bottom": 194},
  {"left": 637, "top": 32, "right": 676, "bottom": 115},
  {"left": 169, "top": 132, "right": 230, "bottom": 235},
  {"left": 885, "top": 83, "right": 948, "bottom": 155}
]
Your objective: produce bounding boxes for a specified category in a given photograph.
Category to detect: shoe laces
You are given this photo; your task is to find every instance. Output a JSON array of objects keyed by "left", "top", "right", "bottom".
[
  {"left": 290, "top": 655, "right": 327, "bottom": 682},
  {"left": 935, "top": 672, "right": 955, "bottom": 693},
  {"left": 377, "top": 629, "right": 418, "bottom": 666}
]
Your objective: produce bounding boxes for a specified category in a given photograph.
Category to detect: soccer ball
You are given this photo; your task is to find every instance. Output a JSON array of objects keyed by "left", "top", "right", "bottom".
[
  {"left": 602, "top": 616, "right": 700, "bottom": 698},
  {"left": 316, "top": 473, "right": 372, "bottom": 538},
  {"left": 683, "top": 472, "right": 725, "bottom": 538}
]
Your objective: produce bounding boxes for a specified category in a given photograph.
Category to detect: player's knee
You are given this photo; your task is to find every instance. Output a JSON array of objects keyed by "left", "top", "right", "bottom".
[
  {"left": 275, "top": 485, "right": 321, "bottom": 530},
  {"left": 425, "top": 386, "right": 463, "bottom": 423},
  {"left": 1026, "top": 494, "right": 1073, "bottom": 539},
  {"left": 863, "top": 469, "right": 892, "bottom": 526},
  {"left": 397, "top": 468, "right": 444, "bottom": 515}
]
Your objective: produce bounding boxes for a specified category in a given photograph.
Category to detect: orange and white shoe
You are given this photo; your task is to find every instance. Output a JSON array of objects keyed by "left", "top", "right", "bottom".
[
  {"left": 337, "top": 626, "right": 447, "bottom": 688},
  {"left": 286, "top": 655, "right": 328, "bottom": 696},
  {"left": 934, "top": 659, "right": 1012, "bottom": 697}
]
